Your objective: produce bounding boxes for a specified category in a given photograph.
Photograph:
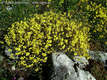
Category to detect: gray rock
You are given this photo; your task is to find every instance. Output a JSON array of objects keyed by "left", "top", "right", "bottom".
[
  {"left": 52, "top": 52, "right": 77, "bottom": 80},
  {"left": 11, "top": 65, "right": 15, "bottom": 71},
  {"left": 51, "top": 52, "right": 96, "bottom": 80},
  {"left": 73, "top": 56, "right": 89, "bottom": 69},
  {"left": 77, "top": 67, "right": 96, "bottom": 80}
]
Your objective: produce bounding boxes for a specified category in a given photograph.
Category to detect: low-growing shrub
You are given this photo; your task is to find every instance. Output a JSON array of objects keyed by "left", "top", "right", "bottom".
[
  {"left": 79, "top": 0, "right": 107, "bottom": 51},
  {"left": 4, "top": 11, "right": 90, "bottom": 71}
]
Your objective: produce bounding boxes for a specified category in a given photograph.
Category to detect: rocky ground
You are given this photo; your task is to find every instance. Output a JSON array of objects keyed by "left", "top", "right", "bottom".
[{"left": 0, "top": 49, "right": 106, "bottom": 80}]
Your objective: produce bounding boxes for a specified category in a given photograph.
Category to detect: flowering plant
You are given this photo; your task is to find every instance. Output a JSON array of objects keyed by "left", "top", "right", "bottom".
[{"left": 4, "top": 11, "right": 90, "bottom": 71}]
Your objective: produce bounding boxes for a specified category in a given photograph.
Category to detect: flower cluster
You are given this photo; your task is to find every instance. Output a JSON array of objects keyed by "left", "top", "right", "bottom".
[
  {"left": 80, "top": 0, "right": 107, "bottom": 46},
  {"left": 4, "top": 11, "right": 90, "bottom": 71}
]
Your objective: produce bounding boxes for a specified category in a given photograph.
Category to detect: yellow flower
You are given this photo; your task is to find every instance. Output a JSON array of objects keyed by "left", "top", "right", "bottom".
[
  {"left": 65, "top": 40, "right": 68, "bottom": 44},
  {"left": 8, "top": 48, "right": 12, "bottom": 52},
  {"left": 0, "top": 41, "right": 4, "bottom": 44},
  {"left": 44, "top": 57, "right": 47, "bottom": 61},
  {"left": 29, "top": 57, "right": 34, "bottom": 60},
  {"left": 83, "top": 53, "right": 89, "bottom": 57},
  {"left": 15, "top": 52, "right": 20, "bottom": 55},
  {"left": 26, "top": 52, "right": 30, "bottom": 56},
  {"left": 34, "top": 59, "right": 38, "bottom": 63},
  {"left": 10, "top": 54, "right": 15, "bottom": 59},
  {"left": 42, "top": 53, "right": 46, "bottom": 56},
  {"left": 87, "top": 56, "right": 91, "bottom": 60},
  {"left": 35, "top": 68, "right": 39, "bottom": 72},
  {"left": 105, "top": 42, "right": 107, "bottom": 45},
  {"left": 74, "top": 53, "right": 77, "bottom": 56},
  {"left": 62, "top": 45, "right": 65, "bottom": 49},
  {"left": 47, "top": 40, "right": 52, "bottom": 43},
  {"left": 43, "top": 57, "right": 47, "bottom": 63},
  {"left": 20, "top": 57, "right": 24, "bottom": 60},
  {"left": 15, "top": 47, "right": 20, "bottom": 51}
]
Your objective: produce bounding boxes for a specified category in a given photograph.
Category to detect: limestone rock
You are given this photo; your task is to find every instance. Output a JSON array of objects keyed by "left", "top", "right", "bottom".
[
  {"left": 51, "top": 52, "right": 96, "bottom": 80},
  {"left": 73, "top": 56, "right": 89, "bottom": 69}
]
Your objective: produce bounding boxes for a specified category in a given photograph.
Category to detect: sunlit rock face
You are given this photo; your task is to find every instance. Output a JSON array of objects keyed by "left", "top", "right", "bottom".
[
  {"left": 52, "top": 52, "right": 77, "bottom": 80},
  {"left": 52, "top": 52, "right": 96, "bottom": 80},
  {"left": 73, "top": 56, "right": 89, "bottom": 69}
]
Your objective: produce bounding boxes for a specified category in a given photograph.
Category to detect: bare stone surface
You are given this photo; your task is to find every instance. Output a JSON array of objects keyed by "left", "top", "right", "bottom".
[{"left": 52, "top": 52, "right": 96, "bottom": 80}]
